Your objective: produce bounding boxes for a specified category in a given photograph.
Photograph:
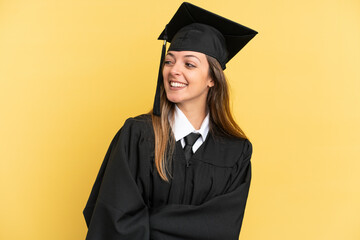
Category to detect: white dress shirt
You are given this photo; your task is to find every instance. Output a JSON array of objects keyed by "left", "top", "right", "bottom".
[{"left": 169, "top": 105, "right": 209, "bottom": 153}]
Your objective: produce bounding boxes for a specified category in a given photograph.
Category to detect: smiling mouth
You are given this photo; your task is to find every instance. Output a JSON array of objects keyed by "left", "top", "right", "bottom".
[{"left": 170, "top": 81, "right": 187, "bottom": 88}]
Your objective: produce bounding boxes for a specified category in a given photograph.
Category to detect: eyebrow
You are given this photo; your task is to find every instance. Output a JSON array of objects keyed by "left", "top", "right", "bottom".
[{"left": 167, "top": 52, "right": 201, "bottom": 63}]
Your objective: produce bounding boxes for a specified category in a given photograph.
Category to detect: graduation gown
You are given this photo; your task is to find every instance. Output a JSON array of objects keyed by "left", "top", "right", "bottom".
[{"left": 83, "top": 114, "right": 253, "bottom": 240}]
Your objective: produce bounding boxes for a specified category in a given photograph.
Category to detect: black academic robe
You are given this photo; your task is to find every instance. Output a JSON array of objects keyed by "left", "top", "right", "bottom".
[{"left": 83, "top": 114, "right": 252, "bottom": 240}]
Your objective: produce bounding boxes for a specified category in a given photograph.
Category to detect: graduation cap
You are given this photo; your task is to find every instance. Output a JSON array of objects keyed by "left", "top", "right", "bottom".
[{"left": 153, "top": 2, "right": 258, "bottom": 116}]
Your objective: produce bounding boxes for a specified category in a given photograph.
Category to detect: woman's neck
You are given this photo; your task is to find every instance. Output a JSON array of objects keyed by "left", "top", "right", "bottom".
[{"left": 176, "top": 103, "right": 207, "bottom": 130}]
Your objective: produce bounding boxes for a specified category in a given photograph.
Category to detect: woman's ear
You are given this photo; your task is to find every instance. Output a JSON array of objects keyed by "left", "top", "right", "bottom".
[{"left": 208, "top": 78, "right": 215, "bottom": 88}]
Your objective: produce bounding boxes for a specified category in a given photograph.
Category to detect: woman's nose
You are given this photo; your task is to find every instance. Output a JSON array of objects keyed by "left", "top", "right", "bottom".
[{"left": 169, "top": 62, "right": 181, "bottom": 75}]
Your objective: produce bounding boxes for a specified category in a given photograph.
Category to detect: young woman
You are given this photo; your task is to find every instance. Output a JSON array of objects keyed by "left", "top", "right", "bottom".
[{"left": 84, "top": 2, "right": 257, "bottom": 240}]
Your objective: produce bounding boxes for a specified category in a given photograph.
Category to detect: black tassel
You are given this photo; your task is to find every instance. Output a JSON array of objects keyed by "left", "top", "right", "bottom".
[{"left": 153, "top": 25, "right": 168, "bottom": 116}]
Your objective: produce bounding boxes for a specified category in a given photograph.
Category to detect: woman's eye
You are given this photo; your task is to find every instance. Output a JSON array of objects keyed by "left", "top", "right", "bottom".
[
  {"left": 164, "top": 60, "right": 173, "bottom": 65},
  {"left": 185, "top": 63, "right": 196, "bottom": 68}
]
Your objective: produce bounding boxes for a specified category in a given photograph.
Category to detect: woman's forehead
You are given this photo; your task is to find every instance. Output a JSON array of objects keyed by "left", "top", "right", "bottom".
[{"left": 166, "top": 51, "right": 206, "bottom": 59}]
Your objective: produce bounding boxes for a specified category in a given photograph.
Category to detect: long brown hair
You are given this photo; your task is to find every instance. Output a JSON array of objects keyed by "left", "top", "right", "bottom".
[{"left": 150, "top": 55, "right": 248, "bottom": 181}]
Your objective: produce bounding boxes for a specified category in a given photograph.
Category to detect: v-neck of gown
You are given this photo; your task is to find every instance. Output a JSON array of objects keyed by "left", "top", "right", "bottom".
[{"left": 176, "top": 130, "right": 211, "bottom": 165}]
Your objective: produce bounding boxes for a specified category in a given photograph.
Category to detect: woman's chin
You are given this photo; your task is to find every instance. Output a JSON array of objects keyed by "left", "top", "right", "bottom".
[
  {"left": 168, "top": 99, "right": 182, "bottom": 104},
  {"left": 166, "top": 95, "right": 184, "bottom": 104}
]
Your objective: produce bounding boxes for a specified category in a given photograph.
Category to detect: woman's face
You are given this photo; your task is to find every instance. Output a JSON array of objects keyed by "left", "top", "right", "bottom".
[{"left": 163, "top": 51, "right": 214, "bottom": 109}]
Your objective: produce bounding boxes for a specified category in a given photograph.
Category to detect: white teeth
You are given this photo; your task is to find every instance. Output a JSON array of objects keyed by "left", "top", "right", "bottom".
[{"left": 170, "top": 81, "right": 187, "bottom": 87}]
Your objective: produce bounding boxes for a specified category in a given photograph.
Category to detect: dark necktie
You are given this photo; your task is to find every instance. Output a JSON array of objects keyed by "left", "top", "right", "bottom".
[{"left": 183, "top": 132, "right": 201, "bottom": 166}]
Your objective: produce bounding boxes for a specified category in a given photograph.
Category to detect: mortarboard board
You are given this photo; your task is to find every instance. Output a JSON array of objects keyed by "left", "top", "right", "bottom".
[{"left": 153, "top": 2, "right": 258, "bottom": 116}]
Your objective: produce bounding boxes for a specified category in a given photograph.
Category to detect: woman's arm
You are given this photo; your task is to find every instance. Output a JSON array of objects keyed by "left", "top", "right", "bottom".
[{"left": 84, "top": 118, "right": 150, "bottom": 240}]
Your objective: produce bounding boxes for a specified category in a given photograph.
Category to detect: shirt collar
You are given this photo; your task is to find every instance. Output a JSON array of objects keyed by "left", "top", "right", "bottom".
[{"left": 169, "top": 105, "right": 209, "bottom": 142}]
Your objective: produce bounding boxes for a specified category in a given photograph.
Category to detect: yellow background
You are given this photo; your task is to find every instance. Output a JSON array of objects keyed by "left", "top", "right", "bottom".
[{"left": 1, "top": 0, "right": 359, "bottom": 239}]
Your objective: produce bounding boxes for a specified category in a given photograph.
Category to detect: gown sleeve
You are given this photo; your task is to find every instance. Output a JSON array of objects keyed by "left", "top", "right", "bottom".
[
  {"left": 83, "top": 118, "right": 149, "bottom": 240},
  {"left": 149, "top": 139, "right": 253, "bottom": 240}
]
